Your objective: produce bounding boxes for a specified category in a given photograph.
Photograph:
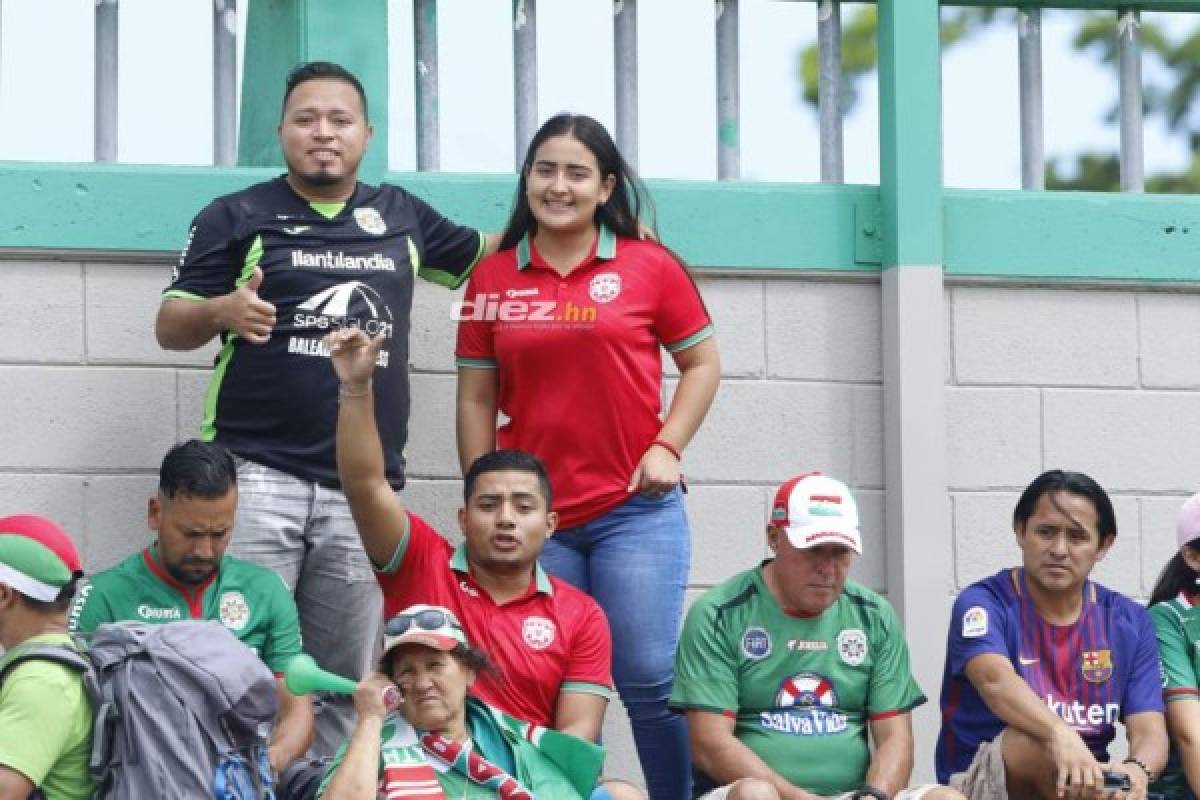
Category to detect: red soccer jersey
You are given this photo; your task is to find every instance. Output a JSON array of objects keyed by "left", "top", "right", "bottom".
[
  {"left": 455, "top": 228, "right": 713, "bottom": 528},
  {"left": 374, "top": 512, "right": 614, "bottom": 728}
]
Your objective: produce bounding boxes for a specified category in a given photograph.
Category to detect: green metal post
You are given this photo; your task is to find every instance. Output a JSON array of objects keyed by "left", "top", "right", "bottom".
[
  {"left": 237, "top": 0, "right": 389, "bottom": 184},
  {"left": 877, "top": 0, "right": 950, "bottom": 780}
]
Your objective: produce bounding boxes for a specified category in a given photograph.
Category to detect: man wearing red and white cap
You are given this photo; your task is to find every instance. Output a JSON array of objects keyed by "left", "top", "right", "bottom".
[
  {"left": 671, "top": 473, "right": 962, "bottom": 800},
  {"left": 0, "top": 514, "right": 94, "bottom": 800}
]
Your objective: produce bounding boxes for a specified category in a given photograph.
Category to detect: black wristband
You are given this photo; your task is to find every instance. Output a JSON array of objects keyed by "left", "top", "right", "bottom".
[
  {"left": 1123, "top": 756, "right": 1153, "bottom": 782},
  {"left": 853, "top": 787, "right": 889, "bottom": 800}
]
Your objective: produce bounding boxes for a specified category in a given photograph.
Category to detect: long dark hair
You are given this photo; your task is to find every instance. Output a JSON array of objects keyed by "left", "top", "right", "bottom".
[
  {"left": 1150, "top": 546, "right": 1200, "bottom": 606},
  {"left": 499, "top": 113, "right": 653, "bottom": 250}
]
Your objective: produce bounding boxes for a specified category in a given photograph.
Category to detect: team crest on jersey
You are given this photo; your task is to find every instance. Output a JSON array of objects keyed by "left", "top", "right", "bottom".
[
  {"left": 962, "top": 606, "right": 988, "bottom": 638},
  {"left": 741, "top": 627, "right": 772, "bottom": 660},
  {"left": 1081, "top": 649, "right": 1113, "bottom": 683},
  {"left": 354, "top": 207, "right": 387, "bottom": 235},
  {"left": 588, "top": 272, "right": 622, "bottom": 304},
  {"left": 836, "top": 629, "right": 868, "bottom": 666},
  {"left": 522, "top": 616, "right": 556, "bottom": 650},
  {"left": 219, "top": 591, "right": 250, "bottom": 632}
]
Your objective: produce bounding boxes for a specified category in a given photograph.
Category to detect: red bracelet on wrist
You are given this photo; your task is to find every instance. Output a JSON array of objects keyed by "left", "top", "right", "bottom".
[{"left": 651, "top": 438, "right": 682, "bottom": 461}]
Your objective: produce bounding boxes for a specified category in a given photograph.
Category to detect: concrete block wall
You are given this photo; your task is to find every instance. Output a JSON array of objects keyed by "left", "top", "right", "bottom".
[
  {"left": 946, "top": 285, "right": 1200, "bottom": 602},
  {"left": 0, "top": 255, "right": 886, "bottom": 786},
  {"left": 7, "top": 256, "right": 1197, "bottom": 784}
]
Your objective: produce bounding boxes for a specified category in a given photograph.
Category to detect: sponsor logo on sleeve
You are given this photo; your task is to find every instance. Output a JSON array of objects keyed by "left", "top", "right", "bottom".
[
  {"left": 836, "top": 629, "right": 868, "bottom": 666},
  {"left": 66, "top": 581, "right": 93, "bottom": 630},
  {"left": 741, "top": 626, "right": 773, "bottom": 660},
  {"left": 176, "top": 225, "right": 197, "bottom": 273},
  {"left": 962, "top": 606, "right": 988, "bottom": 638}
]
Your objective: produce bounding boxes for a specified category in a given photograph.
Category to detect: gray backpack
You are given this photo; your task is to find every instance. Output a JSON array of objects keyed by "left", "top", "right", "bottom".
[{"left": 3, "top": 620, "right": 280, "bottom": 800}]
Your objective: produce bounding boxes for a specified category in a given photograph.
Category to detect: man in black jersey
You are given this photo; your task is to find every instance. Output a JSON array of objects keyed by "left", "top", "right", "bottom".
[{"left": 155, "top": 61, "right": 499, "bottom": 755}]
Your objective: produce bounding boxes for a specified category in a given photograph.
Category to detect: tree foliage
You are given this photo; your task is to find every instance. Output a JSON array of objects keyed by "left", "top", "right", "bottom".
[{"left": 797, "top": 9, "right": 1200, "bottom": 192}]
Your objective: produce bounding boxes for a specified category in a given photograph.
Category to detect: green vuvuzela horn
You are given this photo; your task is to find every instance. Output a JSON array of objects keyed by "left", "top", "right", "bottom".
[
  {"left": 284, "top": 654, "right": 358, "bottom": 695},
  {"left": 284, "top": 654, "right": 403, "bottom": 710}
]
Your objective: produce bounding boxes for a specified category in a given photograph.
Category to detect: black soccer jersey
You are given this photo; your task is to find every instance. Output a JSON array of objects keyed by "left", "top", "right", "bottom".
[{"left": 166, "top": 176, "right": 484, "bottom": 488}]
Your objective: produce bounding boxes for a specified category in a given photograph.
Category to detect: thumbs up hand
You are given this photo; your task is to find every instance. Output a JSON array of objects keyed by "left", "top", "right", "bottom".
[{"left": 217, "top": 266, "right": 277, "bottom": 345}]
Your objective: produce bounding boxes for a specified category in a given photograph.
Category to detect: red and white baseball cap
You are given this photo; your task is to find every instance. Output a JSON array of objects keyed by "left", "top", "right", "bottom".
[
  {"left": 770, "top": 472, "right": 862, "bottom": 554},
  {"left": 1178, "top": 492, "right": 1200, "bottom": 549}
]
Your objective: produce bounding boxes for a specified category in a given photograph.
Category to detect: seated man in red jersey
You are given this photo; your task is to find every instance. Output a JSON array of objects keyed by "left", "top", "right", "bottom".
[
  {"left": 327, "top": 327, "right": 643, "bottom": 799},
  {"left": 935, "top": 470, "right": 1168, "bottom": 800}
]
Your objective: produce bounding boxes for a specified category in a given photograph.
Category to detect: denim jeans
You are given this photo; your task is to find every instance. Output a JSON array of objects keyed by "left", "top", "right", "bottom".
[
  {"left": 540, "top": 488, "right": 692, "bottom": 800},
  {"left": 229, "top": 458, "right": 384, "bottom": 757}
]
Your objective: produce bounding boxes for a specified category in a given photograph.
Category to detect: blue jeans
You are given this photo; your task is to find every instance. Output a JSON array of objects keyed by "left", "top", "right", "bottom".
[{"left": 540, "top": 489, "right": 692, "bottom": 800}]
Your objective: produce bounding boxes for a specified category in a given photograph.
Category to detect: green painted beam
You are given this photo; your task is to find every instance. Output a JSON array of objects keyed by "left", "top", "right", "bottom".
[
  {"left": 948, "top": 0, "right": 1200, "bottom": 9},
  {"left": 0, "top": 162, "right": 878, "bottom": 271},
  {"left": 0, "top": 163, "right": 278, "bottom": 253},
  {"left": 781, "top": 0, "right": 1200, "bottom": 9},
  {"left": 238, "top": 0, "right": 389, "bottom": 184},
  {"left": 945, "top": 188, "right": 1200, "bottom": 281},
  {"left": 5, "top": 162, "right": 1200, "bottom": 282},
  {"left": 878, "top": 0, "right": 943, "bottom": 268}
]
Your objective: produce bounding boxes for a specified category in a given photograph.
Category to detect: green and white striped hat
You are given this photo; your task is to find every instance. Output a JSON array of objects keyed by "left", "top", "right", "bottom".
[{"left": 0, "top": 515, "right": 83, "bottom": 602}]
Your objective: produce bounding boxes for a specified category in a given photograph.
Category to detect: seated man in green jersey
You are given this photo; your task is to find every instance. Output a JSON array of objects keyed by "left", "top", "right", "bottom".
[
  {"left": 67, "top": 440, "right": 314, "bottom": 776},
  {"left": 670, "top": 472, "right": 964, "bottom": 800},
  {"left": 0, "top": 514, "right": 93, "bottom": 800}
]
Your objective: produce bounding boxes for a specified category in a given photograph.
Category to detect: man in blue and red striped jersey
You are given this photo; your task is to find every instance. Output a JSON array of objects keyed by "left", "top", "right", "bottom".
[{"left": 935, "top": 470, "right": 1167, "bottom": 800}]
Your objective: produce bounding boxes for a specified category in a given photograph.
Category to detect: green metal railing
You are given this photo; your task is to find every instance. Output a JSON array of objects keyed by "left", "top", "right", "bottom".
[{"left": 2, "top": 0, "right": 1198, "bottom": 284}]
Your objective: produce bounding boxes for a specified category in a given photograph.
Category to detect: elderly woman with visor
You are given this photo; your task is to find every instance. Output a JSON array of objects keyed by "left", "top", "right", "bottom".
[{"left": 317, "top": 604, "right": 610, "bottom": 800}]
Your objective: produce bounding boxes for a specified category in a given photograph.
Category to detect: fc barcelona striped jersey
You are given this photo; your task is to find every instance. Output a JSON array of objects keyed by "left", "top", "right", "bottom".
[{"left": 935, "top": 568, "right": 1163, "bottom": 782}]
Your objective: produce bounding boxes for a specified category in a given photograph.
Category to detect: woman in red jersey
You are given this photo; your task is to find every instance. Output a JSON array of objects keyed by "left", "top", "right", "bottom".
[{"left": 455, "top": 113, "right": 719, "bottom": 800}]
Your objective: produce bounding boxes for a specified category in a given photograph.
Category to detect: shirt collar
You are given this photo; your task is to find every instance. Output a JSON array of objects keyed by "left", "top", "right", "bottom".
[
  {"left": 143, "top": 544, "right": 220, "bottom": 598},
  {"left": 449, "top": 543, "right": 553, "bottom": 595},
  {"left": 515, "top": 224, "right": 617, "bottom": 271}
]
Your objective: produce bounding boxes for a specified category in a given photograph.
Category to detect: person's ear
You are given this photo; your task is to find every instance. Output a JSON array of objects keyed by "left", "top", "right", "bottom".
[
  {"left": 1183, "top": 546, "right": 1200, "bottom": 574},
  {"left": 148, "top": 495, "right": 162, "bottom": 533},
  {"left": 599, "top": 173, "right": 617, "bottom": 205}
]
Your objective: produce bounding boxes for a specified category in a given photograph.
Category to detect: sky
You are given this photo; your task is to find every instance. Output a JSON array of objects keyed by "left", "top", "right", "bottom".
[{"left": 0, "top": 0, "right": 1195, "bottom": 189}]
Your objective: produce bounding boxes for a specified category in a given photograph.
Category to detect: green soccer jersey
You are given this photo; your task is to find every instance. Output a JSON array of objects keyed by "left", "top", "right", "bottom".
[
  {"left": 671, "top": 566, "right": 926, "bottom": 797},
  {"left": 1150, "top": 594, "right": 1200, "bottom": 798},
  {"left": 67, "top": 547, "right": 302, "bottom": 673}
]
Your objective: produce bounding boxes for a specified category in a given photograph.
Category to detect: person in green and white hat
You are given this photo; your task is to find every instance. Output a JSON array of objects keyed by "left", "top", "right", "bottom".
[{"left": 0, "top": 514, "right": 93, "bottom": 800}]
